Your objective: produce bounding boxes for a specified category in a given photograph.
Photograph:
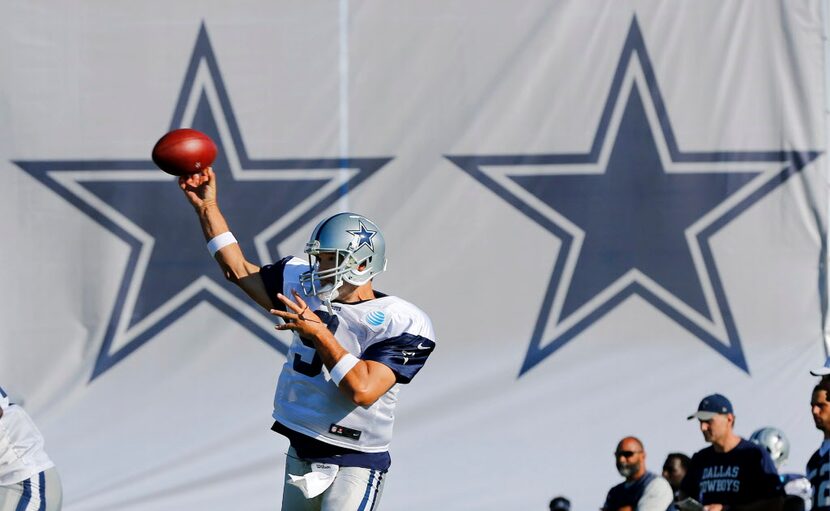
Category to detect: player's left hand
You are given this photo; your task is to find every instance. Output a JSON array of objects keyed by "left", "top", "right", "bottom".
[{"left": 271, "top": 290, "right": 326, "bottom": 337}]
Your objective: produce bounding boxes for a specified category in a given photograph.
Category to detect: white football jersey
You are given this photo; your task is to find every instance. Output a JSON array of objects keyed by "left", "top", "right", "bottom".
[
  {"left": 267, "top": 257, "right": 436, "bottom": 452},
  {"left": 0, "top": 386, "right": 55, "bottom": 485}
]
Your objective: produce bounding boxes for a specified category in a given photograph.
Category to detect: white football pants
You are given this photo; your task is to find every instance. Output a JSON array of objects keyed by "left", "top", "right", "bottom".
[
  {"left": 281, "top": 447, "right": 386, "bottom": 511},
  {"left": 0, "top": 467, "right": 62, "bottom": 511}
]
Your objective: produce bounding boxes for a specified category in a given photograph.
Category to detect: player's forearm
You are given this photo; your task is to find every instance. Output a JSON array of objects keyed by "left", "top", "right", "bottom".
[
  {"left": 306, "top": 328, "right": 390, "bottom": 406},
  {"left": 196, "top": 203, "right": 247, "bottom": 275},
  {"left": 307, "top": 327, "right": 350, "bottom": 370},
  {"left": 196, "top": 202, "right": 230, "bottom": 241},
  {"left": 194, "top": 203, "right": 274, "bottom": 309},
  {"left": 337, "top": 361, "right": 394, "bottom": 406}
]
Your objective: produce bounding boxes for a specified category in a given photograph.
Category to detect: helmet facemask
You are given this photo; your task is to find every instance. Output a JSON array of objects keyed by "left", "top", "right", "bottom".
[{"left": 299, "top": 248, "right": 346, "bottom": 302}]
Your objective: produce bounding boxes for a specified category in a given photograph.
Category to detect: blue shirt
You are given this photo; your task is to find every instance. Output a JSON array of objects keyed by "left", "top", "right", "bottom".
[
  {"left": 681, "top": 438, "right": 783, "bottom": 505},
  {"left": 807, "top": 440, "right": 830, "bottom": 511},
  {"left": 604, "top": 472, "right": 662, "bottom": 511}
]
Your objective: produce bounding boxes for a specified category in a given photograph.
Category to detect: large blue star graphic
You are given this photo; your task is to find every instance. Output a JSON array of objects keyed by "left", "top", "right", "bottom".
[
  {"left": 448, "top": 17, "right": 820, "bottom": 377},
  {"left": 15, "top": 24, "right": 390, "bottom": 380}
]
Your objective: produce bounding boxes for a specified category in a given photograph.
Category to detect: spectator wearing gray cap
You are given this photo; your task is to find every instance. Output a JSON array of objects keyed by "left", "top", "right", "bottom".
[{"left": 678, "top": 394, "right": 784, "bottom": 511}]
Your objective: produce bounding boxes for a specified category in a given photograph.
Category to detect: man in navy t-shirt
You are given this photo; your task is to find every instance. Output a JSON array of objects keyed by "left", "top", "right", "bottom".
[{"left": 679, "top": 394, "right": 783, "bottom": 510}]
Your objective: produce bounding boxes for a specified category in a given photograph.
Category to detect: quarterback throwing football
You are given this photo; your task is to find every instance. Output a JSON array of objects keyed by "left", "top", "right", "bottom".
[{"left": 179, "top": 168, "right": 436, "bottom": 510}]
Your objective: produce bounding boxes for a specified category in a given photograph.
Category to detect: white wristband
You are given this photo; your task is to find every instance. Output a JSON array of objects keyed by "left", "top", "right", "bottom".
[
  {"left": 207, "top": 232, "right": 238, "bottom": 257},
  {"left": 330, "top": 354, "right": 359, "bottom": 387}
]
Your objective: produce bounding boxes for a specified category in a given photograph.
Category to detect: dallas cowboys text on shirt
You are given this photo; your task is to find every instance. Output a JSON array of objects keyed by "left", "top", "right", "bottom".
[{"left": 700, "top": 465, "right": 740, "bottom": 494}]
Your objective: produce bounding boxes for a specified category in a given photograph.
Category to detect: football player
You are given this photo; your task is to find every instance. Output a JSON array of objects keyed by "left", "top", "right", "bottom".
[
  {"left": 809, "top": 379, "right": 830, "bottom": 511},
  {"left": 179, "top": 168, "right": 436, "bottom": 510},
  {"left": 0, "top": 386, "right": 62, "bottom": 511},
  {"left": 749, "top": 427, "right": 811, "bottom": 509}
]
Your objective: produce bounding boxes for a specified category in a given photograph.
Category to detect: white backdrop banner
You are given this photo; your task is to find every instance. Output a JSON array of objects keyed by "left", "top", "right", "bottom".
[{"left": 0, "top": 1, "right": 826, "bottom": 510}]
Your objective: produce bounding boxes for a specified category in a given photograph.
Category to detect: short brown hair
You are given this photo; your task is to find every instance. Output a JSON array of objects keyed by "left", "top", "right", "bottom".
[{"left": 814, "top": 379, "right": 830, "bottom": 396}]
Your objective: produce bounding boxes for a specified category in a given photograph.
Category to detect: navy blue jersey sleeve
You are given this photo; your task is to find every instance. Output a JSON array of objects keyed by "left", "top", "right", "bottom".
[
  {"left": 361, "top": 334, "right": 436, "bottom": 384},
  {"left": 259, "top": 256, "right": 293, "bottom": 310}
]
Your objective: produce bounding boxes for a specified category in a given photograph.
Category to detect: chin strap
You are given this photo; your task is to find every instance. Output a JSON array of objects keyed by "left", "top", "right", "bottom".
[{"left": 323, "top": 298, "right": 334, "bottom": 316}]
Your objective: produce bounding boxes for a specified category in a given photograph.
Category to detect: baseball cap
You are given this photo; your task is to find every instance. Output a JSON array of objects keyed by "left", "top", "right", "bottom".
[
  {"left": 687, "top": 393, "right": 733, "bottom": 420},
  {"left": 810, "top": 357, "right": 830, "bottom": 377},
  {"left": 549, "top": 497, "right": 571, "bottom": 511}
]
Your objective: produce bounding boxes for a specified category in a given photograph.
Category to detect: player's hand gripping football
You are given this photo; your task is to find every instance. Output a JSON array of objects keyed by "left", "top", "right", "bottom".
[
  {"left": 271, "top": 290, "right": 327, "bottom": 337},
  {"left": 179, "top": 167, "right": 217, "bottom": 210}
]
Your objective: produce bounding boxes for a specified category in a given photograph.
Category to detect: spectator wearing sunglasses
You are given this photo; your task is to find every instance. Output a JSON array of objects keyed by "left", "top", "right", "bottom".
[
  {"left": 679, "top": 394, "right": 784, "bottom": 511},
  {"left": 602, "top": 436, "right": 674, "bottom": 511}
]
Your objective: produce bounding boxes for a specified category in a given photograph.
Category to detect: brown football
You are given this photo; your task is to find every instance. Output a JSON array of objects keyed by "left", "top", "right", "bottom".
[{"left": 151, "top": 128, "right": 217, "bottom": 176}]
